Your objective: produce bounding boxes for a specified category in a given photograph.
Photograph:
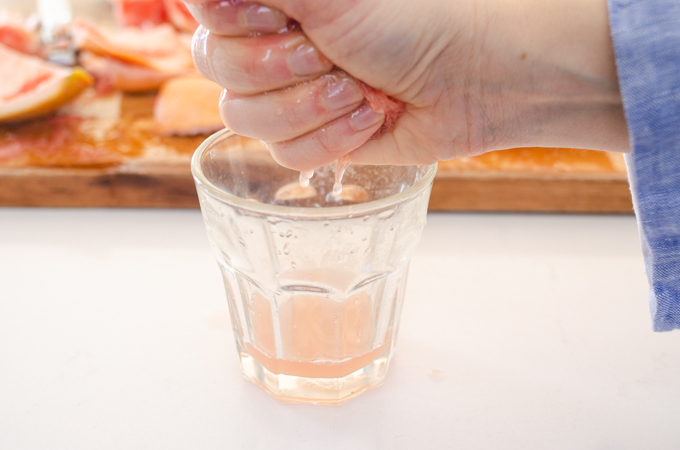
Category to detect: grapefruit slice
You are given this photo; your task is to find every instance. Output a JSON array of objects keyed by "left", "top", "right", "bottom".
[
  {"left": 107, "top": 0, "right": 167, "bottom": 28},
  {"left": 154, "top": 74, "right": 224, "bottom": 136},
  {"left": 79, "top": 51, "right": 176, "bottom": 93},
  {"left": 163, "top": 0, "right": 199, "bottom": 33},
  {"left": 0, "top": 43, "right": 93, "bottom": 123},
  {"left": 0, "top": 10, "right": 40, "bottom": 55},
  {"left": 357, "top": 81, "right": 405, "bottom": 131},
  {"left": 71, "top": 18, "right": 193, "bottom": 74}
]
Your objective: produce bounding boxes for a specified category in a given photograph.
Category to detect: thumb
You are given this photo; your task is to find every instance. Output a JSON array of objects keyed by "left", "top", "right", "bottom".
[{"left": 183, "top": 0, "right": 352, "bottom": 31}]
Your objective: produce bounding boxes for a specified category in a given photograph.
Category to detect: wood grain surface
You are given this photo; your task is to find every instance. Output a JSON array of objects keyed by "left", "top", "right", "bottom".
[
  {"left": 0, "top": 0, "right": 633, "bottom": 213},
  {"left": 431, "top": 147, "right": 632, "bottom": 213},
  {"left": 0, "top": 92, "right": 633, "bottom": 212},
  {"left": 429, "top": 175, "right": 631, "bottom": 213},
  {"left": 0, "top": 149, "right": 633, "bottom": 213}
]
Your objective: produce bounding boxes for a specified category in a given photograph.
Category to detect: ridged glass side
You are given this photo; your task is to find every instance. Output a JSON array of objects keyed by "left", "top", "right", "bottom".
[
  {"left": 193, "top": 131, "right": 435, "bottom": 404},
  {"left": 197, "top": 186, "right": 430, "bottom": 404}
]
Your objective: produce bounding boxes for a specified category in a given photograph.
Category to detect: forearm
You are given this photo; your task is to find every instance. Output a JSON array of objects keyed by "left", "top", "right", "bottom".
[{"left": 477, "top": 0, "right": 629, "bottom": 152}]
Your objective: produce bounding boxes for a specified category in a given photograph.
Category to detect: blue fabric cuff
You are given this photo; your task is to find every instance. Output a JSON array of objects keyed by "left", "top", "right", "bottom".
[{"left": 609, "top": 0, "right": 680, "bottom": 331}]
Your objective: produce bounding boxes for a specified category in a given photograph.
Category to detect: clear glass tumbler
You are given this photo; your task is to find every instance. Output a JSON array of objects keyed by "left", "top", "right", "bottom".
[{"left": 192, "top": 130, "right": 437, "bottom": 405}]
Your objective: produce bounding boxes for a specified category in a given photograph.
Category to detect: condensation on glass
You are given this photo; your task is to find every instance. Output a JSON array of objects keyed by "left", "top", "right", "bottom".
[{"left": 192, "top": 130, "right": 436, "bottom": 405}]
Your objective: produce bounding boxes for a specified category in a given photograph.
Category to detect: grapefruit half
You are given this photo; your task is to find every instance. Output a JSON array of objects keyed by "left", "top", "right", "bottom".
[{"left": 0, "top": 43, "right": 93, "bottom": 123}]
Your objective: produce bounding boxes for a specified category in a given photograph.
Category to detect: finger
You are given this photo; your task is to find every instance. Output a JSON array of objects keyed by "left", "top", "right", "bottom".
[
  {"left": 344, "top": 117, "right": 440, "bottom": 166},
  {"left": 266, "top": 103, "right": 385, "bottom": 171},
  {"left": 220, "top": 71, "right": 364, "bottom": 142},
  {"left": 186, "top": 0, "right": 353, "bottom": 30},
  {"left": 184, "top": 0, "right": 289, "bottom": 36},
  {"left": 192, "top": 27, "right": 334, "bottom": 95}
]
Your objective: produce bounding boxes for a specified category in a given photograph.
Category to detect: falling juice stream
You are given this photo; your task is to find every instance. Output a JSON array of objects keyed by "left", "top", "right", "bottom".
[
  {"left": 297, "top": 154, "right": 352, "bottom": 196},
  {"left": 333, "top": 155, "right": 352, "bottom": 195}
]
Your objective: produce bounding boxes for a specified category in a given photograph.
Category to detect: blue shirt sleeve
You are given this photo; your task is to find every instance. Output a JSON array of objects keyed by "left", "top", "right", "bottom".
[{"left": 608, "top": 0, "right": 680, "bottom": 331}]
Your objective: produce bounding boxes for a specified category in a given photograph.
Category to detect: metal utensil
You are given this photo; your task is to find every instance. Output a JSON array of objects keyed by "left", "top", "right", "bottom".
[{"left": 37, "top": 0, "right": 77, "bottom": 65}]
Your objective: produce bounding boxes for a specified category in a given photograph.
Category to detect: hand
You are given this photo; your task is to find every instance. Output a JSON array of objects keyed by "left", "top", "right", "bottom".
[{"left": 186, "top": 0, "right": 629, "bottom": 171}]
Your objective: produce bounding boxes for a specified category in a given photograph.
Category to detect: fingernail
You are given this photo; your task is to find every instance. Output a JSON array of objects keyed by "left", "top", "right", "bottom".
[
  {"left": 241, "top": 4, "right": 288, "bottom": 33},
  {"left": 322, "top": 78, "right": 363, "bottom": 111},
  {"left": 290, "top": 44, "right": 328, "bottom": 77},
  {"left": 191, "top": 26, "right": 215, "bottom": 81},
  {"left": 349, "top": 104, "right": 384, "bottom": 131}
]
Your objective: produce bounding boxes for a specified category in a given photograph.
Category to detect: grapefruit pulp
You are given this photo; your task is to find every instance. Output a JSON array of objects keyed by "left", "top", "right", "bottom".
[{"left": 0, "top": 44, "right": 93, "bottom": 123}]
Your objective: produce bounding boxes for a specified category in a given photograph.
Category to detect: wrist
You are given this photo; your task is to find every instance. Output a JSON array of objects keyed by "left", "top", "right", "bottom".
[{"left": 479, "top": 0, "right": 629, "bottom": 152}]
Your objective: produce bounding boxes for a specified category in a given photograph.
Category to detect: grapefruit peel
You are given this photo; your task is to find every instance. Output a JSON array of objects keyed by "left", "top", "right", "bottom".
[{"left": 0, "top": 44, "right": 93, "bottom": 123}]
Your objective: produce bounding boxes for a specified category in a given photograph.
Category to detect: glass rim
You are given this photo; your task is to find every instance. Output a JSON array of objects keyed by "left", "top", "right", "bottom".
[{"left": 191, "top": 129, "right": 438, "bottom": 220}]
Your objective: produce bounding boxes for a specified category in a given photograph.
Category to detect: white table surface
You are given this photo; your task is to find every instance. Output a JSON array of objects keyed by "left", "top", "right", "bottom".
[{"left": 1, "top": 208, "right": 678, "bottom": 449}]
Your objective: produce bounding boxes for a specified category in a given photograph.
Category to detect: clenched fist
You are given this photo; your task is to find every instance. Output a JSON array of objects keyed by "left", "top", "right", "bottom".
[{"left": 186, "top": 0, "right": 629, "bottom": 171}]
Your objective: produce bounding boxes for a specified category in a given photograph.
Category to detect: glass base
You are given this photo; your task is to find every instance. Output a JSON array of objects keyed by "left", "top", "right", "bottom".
[{"left": 238, "top": 350, "right": 391, "bottom": 406}]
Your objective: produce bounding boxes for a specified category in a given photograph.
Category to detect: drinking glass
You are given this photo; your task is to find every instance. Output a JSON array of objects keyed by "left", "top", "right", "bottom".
[{"left": 192, "top": 129, "right": 436, "bottom": 405}]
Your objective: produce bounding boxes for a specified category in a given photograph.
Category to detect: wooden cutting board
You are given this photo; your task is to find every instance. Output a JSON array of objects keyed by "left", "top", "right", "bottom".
[
  {"left": 0, "top": 92, "right": 632, "bottom": 213},
  {"left": 431, "top": 147, "right": 631, "bottom": 213}
]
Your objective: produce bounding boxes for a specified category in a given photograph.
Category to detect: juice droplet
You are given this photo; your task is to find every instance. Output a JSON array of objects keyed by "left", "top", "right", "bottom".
[
  {"left": 331, "top": 184, "right": 368, "bottom": 202},
  {"left": 299, "top": 170, "right": 314, "bottom": 187},
  {"left": 333, "top": 155, "right": 352, "bottom": 195},
  {"left": 285, "top": 230, "right": 293, "bottom": 238},
  {"left": 283, "top": 243, "right": 291, "bottom": 255}
]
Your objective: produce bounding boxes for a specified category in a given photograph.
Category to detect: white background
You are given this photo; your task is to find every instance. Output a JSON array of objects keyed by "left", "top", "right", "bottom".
[{"left": 1, "top": 209, "right": 679, "bottom": 449}]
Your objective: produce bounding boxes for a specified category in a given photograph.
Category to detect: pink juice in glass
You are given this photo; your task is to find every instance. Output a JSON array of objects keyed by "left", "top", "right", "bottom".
[{"left": 193, "top": 131, "right": 435, "bottom": 405}]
